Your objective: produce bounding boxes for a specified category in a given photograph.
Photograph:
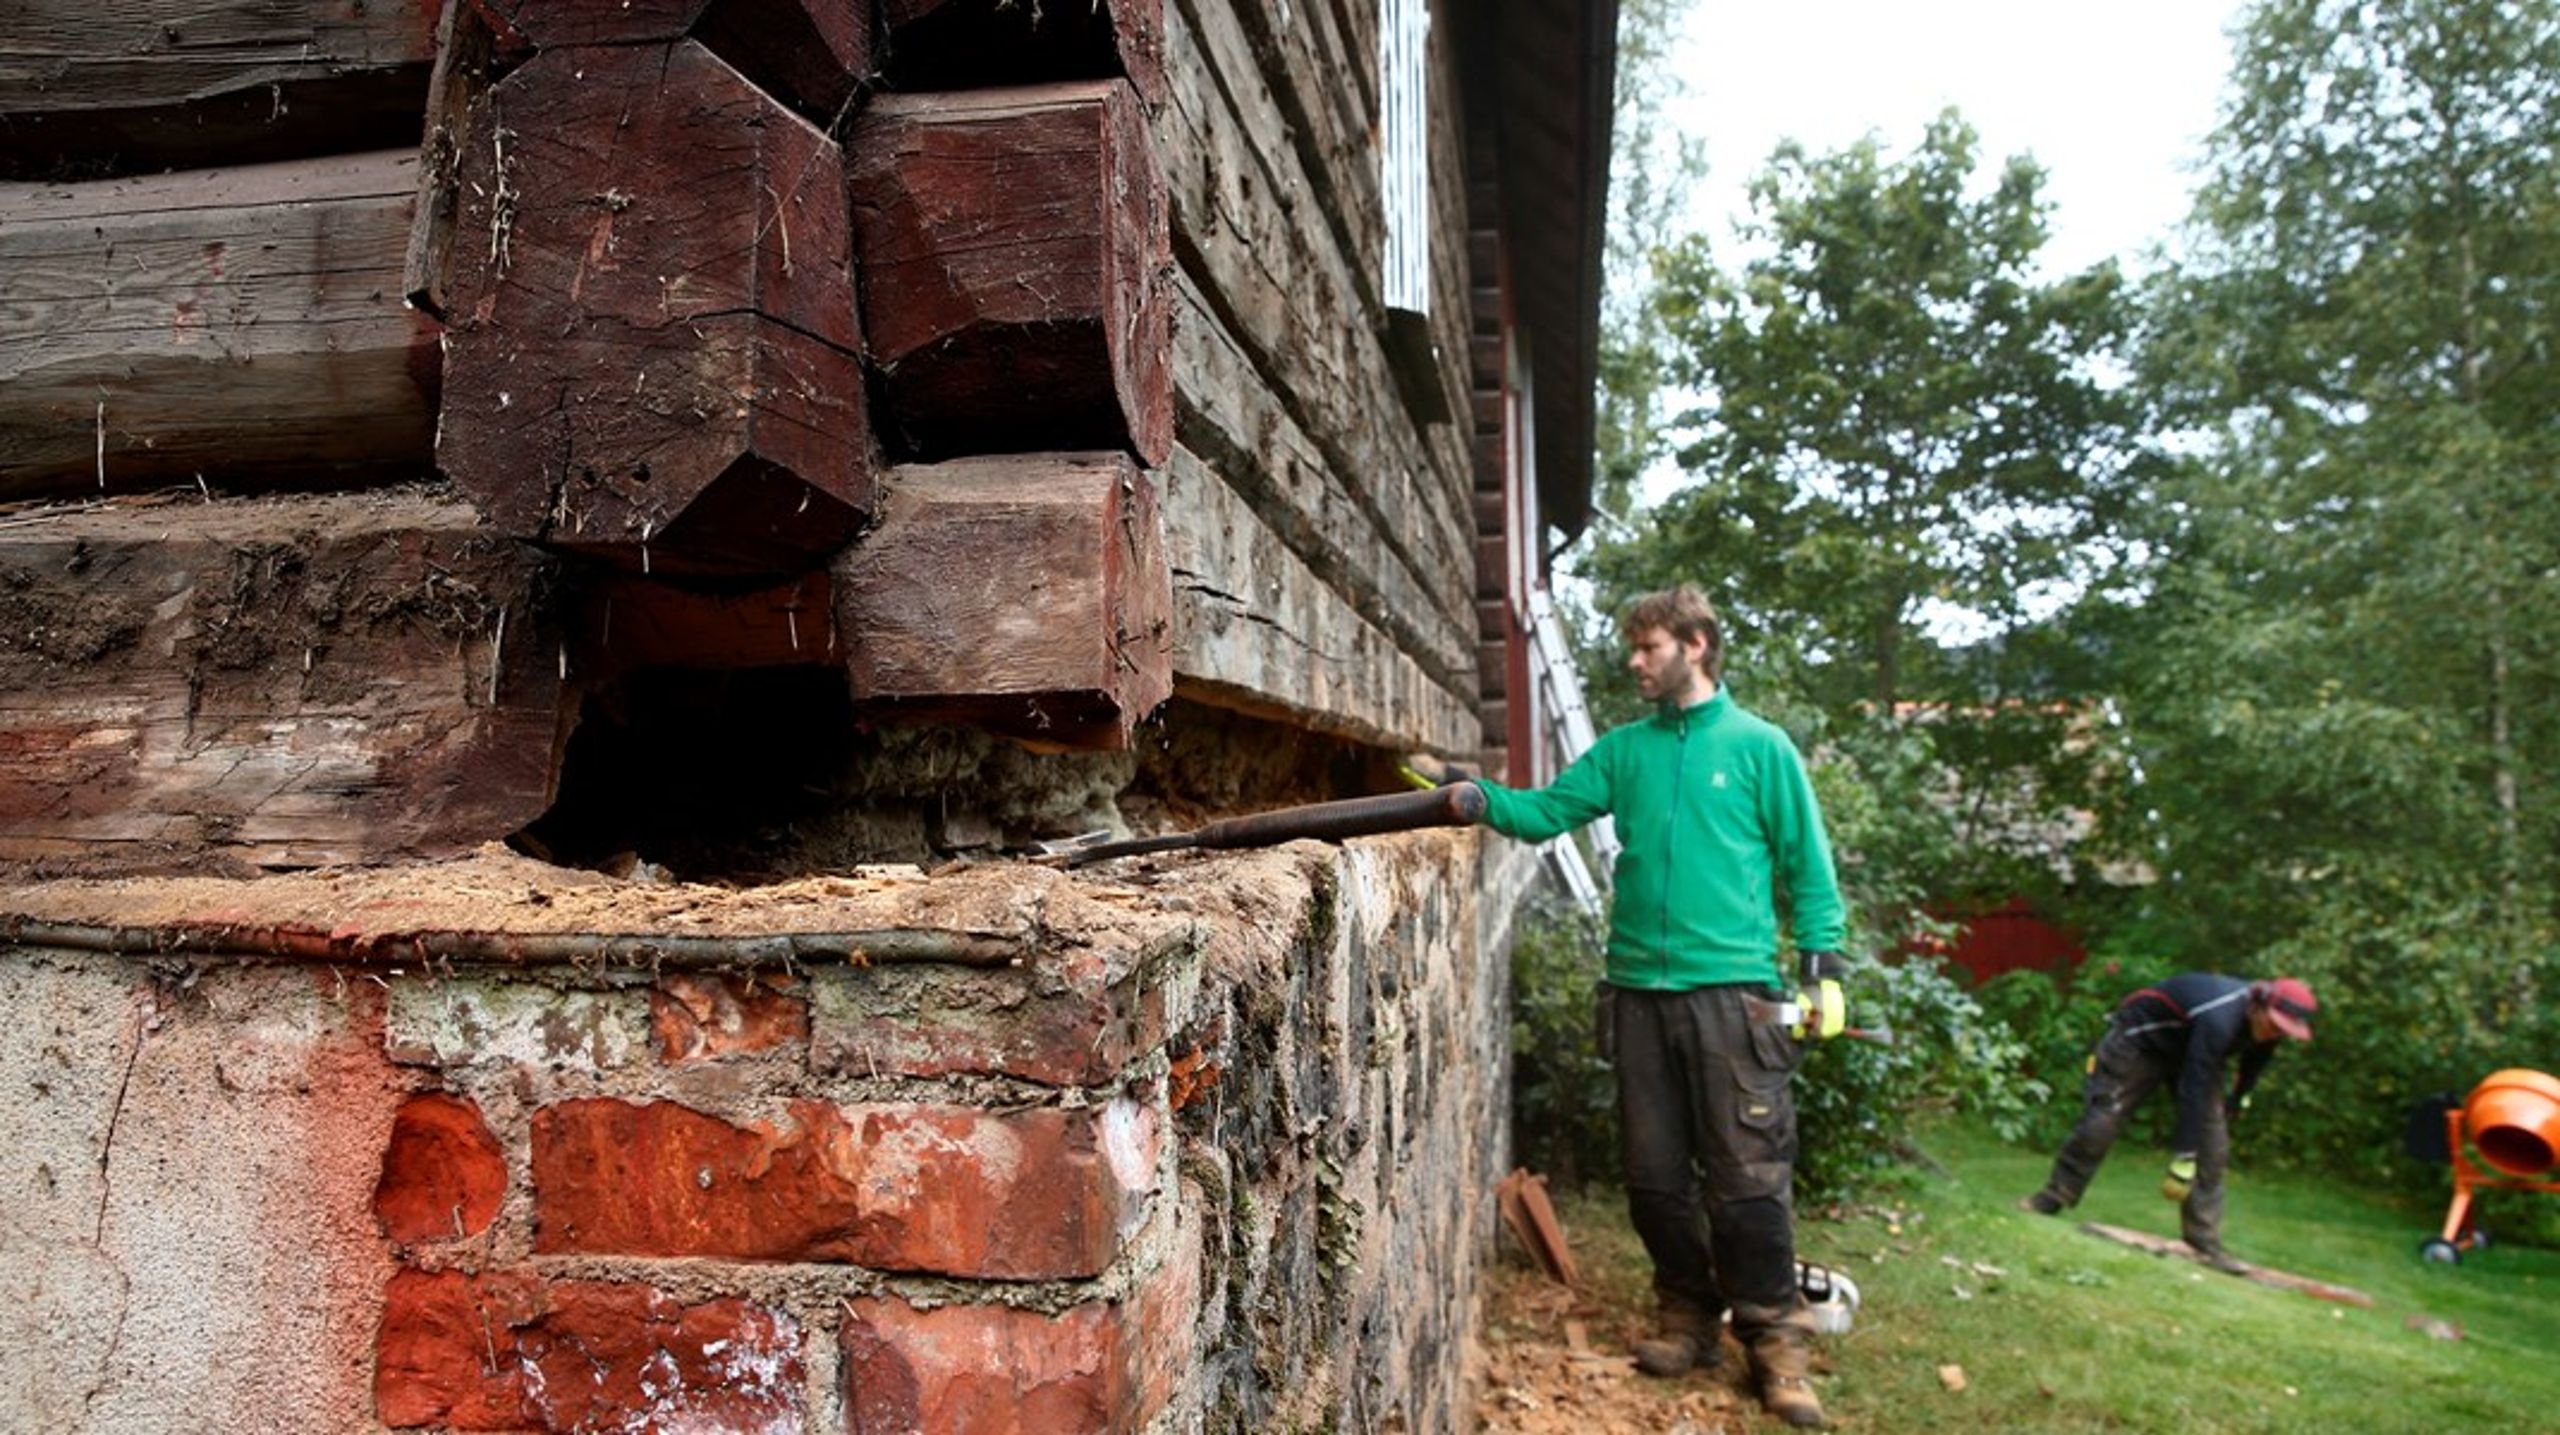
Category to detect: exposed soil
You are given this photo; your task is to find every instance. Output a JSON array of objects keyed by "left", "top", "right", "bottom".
[{"left": 1475, "top": 1258, "right": 1772, "bottom": 1434}]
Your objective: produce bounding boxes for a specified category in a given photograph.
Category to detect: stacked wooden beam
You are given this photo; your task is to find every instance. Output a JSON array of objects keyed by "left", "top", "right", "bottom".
[
  {"left": 0, "top": 491, "right": 564, "bottom": 870},
  {"left": 0, "top": 151, "right": 436, "bottom": 500},
  {"left": 849, "top": 82, "right": 1172, "bottom": 466},
  {"left": 0, "top": 0, "right": 437, "bottom": 178},
  {"left": 0, "top": 0, "right": 1182, "bottom": 871},
  {"left": 841, "top": 452, "right": 1172, "bottom": 752},
  {"left": 1144, "top": 0, "right": 1481, "bottom": 754},
  {"left": 836, "top": 19, "right": 1175, "bottom": 745}
]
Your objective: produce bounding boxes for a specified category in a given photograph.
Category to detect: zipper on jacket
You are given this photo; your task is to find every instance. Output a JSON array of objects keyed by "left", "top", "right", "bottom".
[{"left": 1662, "top": 709, "right": 1688, "bottom": 986}]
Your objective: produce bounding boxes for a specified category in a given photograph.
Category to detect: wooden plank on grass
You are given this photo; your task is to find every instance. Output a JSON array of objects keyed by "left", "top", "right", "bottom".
[{"left": 2080, "top": 1221, "right": 2376, "bottom": 1307}]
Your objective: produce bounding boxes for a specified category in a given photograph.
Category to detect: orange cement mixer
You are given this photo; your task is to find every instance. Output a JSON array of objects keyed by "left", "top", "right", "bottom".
[{"left": 2421, "top": 1068, "right": 2560, "bottom": 1264}]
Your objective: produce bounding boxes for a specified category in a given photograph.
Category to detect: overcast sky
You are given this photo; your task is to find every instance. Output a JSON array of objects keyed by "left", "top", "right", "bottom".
[{"left": 1664, "top": 0, "right": 2248, "bottom": 278}]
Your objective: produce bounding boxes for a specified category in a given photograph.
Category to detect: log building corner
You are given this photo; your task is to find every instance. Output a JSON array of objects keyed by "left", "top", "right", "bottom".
[{"left": 0, "top": 1, "right": 1620, "bottom": 1429}]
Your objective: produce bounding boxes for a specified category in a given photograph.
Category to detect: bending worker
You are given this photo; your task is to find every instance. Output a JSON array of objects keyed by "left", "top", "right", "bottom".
[
  {"left": 2019, "top": 972, "right": 2318, "bottom": 1268},
  {"left": 1417, "top": 584, "right": 1848, "bottom": 1428}
]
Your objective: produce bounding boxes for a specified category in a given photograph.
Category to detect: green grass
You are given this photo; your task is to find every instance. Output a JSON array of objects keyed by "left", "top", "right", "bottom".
[{"left": 1553, "top": 1119, "right": 2560, "bottom": 1432}]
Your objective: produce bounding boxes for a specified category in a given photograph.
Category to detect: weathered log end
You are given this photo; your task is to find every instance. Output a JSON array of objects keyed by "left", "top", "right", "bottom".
[
  {"left": 433, "top": 41, "right": 875, "bottom": 575},
  {"left": 850, "top": 81, "right": 1171, "bottom": 467},
  {"left": 694, "top": 0, "right": 875, "bottom": 123},
  {"left": 0, "top": 491, "right": 567, "bottom": 875},
  {"left": 840, "top": 452, "right": 1172, "bottom": 752},
  {"left": 440, "top": 318, "right": 874, "bottom": 577},
  {"left": 467, "top": 0, "right": 871, "bottom": 121},
  {"left": 881, "top": 0, "right": 1165, "bottom": 109}
]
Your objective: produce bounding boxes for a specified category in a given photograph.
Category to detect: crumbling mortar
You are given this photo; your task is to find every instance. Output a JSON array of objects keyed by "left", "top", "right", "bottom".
[
  {"left": 403, "top": 1041, "right": 1163, "bottom": 1129},
  {"left": 507, "top": 1187, "right": 1190, "bottom": 1322}
]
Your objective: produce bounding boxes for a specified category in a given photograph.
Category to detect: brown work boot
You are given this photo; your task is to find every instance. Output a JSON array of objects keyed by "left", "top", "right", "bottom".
[
  {"left": 1750, "top": 1336, "right": 1827, "bottom": 1428},
  {"left": 2187, "top": 1237, "right": 2251, "bottom": 1275},
  {"left": 1630, "top": 1307, "right": 1723, "bottom": 1378}
]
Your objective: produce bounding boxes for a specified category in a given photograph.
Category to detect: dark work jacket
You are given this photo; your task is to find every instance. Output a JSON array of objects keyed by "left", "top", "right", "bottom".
[{"left": 2113, "top": 972, "right": 2278, "bottom": 1154}]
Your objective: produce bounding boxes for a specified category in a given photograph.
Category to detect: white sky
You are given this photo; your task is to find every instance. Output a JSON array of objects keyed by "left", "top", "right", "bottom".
[{"left": 1665, "top": 0, "right": 2247, "bottom": 279}]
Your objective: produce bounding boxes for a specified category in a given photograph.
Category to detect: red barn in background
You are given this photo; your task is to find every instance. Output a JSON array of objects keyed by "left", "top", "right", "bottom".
[{"left": 1931, "top": 896, "right": 2089, "bottom": 984}]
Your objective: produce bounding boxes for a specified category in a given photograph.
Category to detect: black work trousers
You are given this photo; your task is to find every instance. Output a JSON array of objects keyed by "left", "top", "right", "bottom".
[
  {"left": 1613, "top": 983, "right": 1811, "bottom": 1349},
  {"left": 2035, "top": 1022, "right": 2232, "bottom": 1250}
]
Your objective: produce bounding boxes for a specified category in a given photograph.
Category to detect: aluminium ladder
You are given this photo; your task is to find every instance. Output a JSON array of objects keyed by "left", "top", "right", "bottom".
[{"left": 1522, "top": 587, "right": 1617, "bottom": 915}]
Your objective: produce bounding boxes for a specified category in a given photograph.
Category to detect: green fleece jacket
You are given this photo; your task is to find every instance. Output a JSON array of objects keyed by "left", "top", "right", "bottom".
[{"left": 1476, "top": 688, "right": 1846, "bottom": 990}]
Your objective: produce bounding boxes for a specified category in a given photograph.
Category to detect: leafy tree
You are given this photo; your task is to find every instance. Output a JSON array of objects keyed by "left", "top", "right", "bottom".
[
  {"left": 1619, "top": 110, "right": 2145, "bottom": 714},
  {"left": 2125, "top": 0, "right": 2560, "bottom": 963},
  {"left": 1594, "top": 0, "right": 1708, "bottom": 525},
  {"left": 1579, "top": 112, "right": 2144, "bottom": 915},
  {"left": 2100, "top": 0, "right": 2560, "bottom": 1178}
]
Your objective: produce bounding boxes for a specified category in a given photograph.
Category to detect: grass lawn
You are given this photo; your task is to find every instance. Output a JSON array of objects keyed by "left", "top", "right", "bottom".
[{"left": 1543, "top": 1119, "right": 2560, "bottom": 1432}]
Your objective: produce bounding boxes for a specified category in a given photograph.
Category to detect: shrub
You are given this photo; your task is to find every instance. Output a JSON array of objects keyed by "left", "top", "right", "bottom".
[
  {"left": 2265, "top": 895, "right": 2560, "bottom": 1247},
  {"left": 1795, "top": 950, "right": 2045, "bottom": 1203},
  {"left": 1508, "top": 894, "right": 1618, "bottom": 1190},
  {"left": 1971, "top": 897, "right": 2560, "bottom": 1250}
]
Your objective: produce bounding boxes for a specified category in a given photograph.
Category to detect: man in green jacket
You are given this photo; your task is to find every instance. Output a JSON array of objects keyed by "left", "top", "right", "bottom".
[{"left": 1428, "top": 584, "right": 1847, "bottom": 1428}]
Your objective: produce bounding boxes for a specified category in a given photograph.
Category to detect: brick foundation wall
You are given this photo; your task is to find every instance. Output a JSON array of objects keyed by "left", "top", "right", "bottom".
[{"left": 0, "top": 828, "right": 1533, "bottom": 1432}]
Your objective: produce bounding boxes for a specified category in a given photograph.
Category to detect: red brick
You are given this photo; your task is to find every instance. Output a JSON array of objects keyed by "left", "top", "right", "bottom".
[
  {"left": 377, "top": 1268, "right": 540, "bottom": 1430},
  {"left": 373, "top": 1093, "right": 509, "bottom": 1244},
  {"left": 376, "top": 1267, "right": 802, "bottom": 1432},
  {"left": 651, "top": 972, "right": 810, "bottom": 1063},
  {"left": 1167, "top": 1044, "right": 1222, "bottom": 1114},
  {"left": 531, "top": 1097, "right": 1158, "bottom": 1278},
  {"left": 836, "top": 1212, "right": 1200, "bottom": 1433}
]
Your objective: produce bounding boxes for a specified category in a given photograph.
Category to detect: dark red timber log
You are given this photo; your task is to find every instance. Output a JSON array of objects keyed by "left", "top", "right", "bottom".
[
  {"left": 0, "top": 0, "right": 438, "bottom": 179},
  {"left": 567, "top": 570, "right": 842, "bottom": 680},
  {"left": 0, "top": 150, "right": 435, "bottom": 502},
  {"left": 0, "top": 491, "right": 566, "bottom": 873},
  {"left": 433, "top": 37, "right": 875, "bottom": 578},
  {"left": 838, "top": 452, "right": 1172, "bottom": 752},
  {"left": 848, "top": 81, "right": 1172, "bottom": 466},
  {"left": 879, "top": 0, "right": 1165, "bottom": 108},
  {"left": 467, "top": 0, "right": 872, "bottom": 123}
]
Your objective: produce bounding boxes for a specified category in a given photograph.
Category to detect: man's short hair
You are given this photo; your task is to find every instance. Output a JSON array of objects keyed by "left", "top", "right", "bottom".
[{"left": 1622, "top": 584, "right": 1724, "bottom": 679}]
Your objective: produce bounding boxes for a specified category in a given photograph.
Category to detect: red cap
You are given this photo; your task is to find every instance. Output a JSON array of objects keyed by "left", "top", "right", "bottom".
[{"left": 2261, "top": 978, "right": 2317, "bottom": 1042}]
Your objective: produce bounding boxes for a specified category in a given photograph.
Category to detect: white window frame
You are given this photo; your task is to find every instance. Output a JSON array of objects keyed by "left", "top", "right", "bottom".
[{"left": 1380, "top": 0, "right": 1431, "bottom": 317}]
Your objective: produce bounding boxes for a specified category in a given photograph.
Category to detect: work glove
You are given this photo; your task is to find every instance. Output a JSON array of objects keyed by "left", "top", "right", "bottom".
[
  {"left": 1794, "top": 951, "right": 1847, "bottom": 1041},
  {"left": 2160, "top": 1154, "right": 2198, "bottom": 1203},
  {"left": 1399, "top": 752, "right": 1482, "bottom": 789}
]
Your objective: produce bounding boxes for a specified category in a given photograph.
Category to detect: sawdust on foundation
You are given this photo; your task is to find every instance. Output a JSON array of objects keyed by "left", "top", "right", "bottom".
[{"left": 0, "top": 837, "right": 1400, "bottom": 970}]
